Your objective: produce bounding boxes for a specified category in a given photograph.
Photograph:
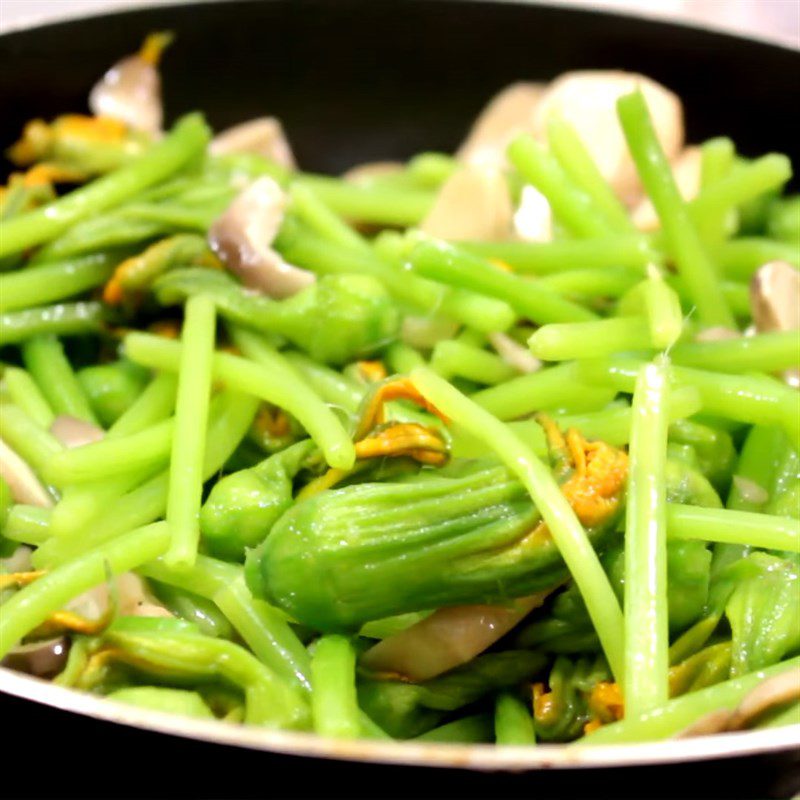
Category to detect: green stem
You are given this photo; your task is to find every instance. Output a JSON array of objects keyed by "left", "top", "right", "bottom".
[
  {"left": 670, "top": 332, "right": 800, "bottom": 374},
  {"left": 310, "top": 635, "right": 362, "bottom": 739},
  {"left": 495, "top": 692, "right": 537, "bottom": 745},
  {"left": 0, "top": 302, "right": 105, "bottom": 345},
  {"left": 624, "top": 357, "right": 671, "bottom": 715},
  {"left": 2, "top": 366, "right": 54, "bottom": 427}
]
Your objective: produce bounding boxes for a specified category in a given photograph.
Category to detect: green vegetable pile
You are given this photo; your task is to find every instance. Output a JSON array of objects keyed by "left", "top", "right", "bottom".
[{"left": 0, "top": 35, "right": 798, "bottom": 747}]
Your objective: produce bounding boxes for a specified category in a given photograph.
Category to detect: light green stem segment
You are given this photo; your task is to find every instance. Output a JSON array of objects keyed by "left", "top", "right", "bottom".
[
  {"left": 165, "top": 294, "right": 217, "bottom": 568},
  {"left": 528, "top": 317, "right": 653, "bottom": 361},
  {"left": 0, "top": 114, "right": 210, "bottom": 257},
  {"left": 2, "top": 367, "right": 55, "bottom": 427},
  {"left": 46, "top": 418, "right": 172, "bottom": 485},
  {"left": 124, "top": 330, "right": 355, "bottom": 470},
  {"left": 310, "top": 635, "right": 362, "bottom": 740},
  {"left": 506, "top": 134, "right": 614, "bottom": 239},
  {"left": 0, "top": 302, "right": 104, "bottom": 345},
  {"left": 616, "top": 91, "right": 733, "bottom": 328},
  {"left": 624, "top": 357, "right": 671, "bottom": 717},
  {"left": 0, "top": 404, "right": 63, "bottom": 482},
  {"left": 495, "top": 692, "right": 537, "bottom": 745},
  {"left": 583, "top": 656, "right": 800, "bottom": 743},
  {"left": 410, "top": 367, "right": 625, "bottom": 681},
  {"left": 546, "top": 115, "right": 636, "bottom": 234},
  {"left": 668, "top": 504, "right": 799, "bottom": 552},
  {"left": 289, "top": 184, "right": 369, "bottom": 252},
  {"left": 0, "top": 521, "right": 170, "bottom": 657},
  {"left": 48, "top": 373, "right": 177, "bottom": 538},
  {"left": 410, "top": 238, "right": 597, "bottom": 325},
  {"left": 32, "top": 391, "right": 258, "bottom": 568},
  {"left": 292, "top": 173, "right": 434, "bottom": 226},
  {"left": 283, "top": 352, "right": 363, "bottom": 414},
  {"left": 431, "top": 340, "right": 517, "bottom": 384},
  {"left": 0, "top": 254, "right": 115, "bottom": 313},
  {"left": 22, "top": 335, "right": 98, "bottom": 425},
  {"left": 617, "top": 274, "right": 684, "bottom": 349},
  {"left": 670, "top": 332, "right": 800, "bottom": 374}
]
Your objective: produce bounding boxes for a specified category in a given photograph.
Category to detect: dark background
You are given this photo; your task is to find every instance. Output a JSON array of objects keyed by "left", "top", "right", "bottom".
[{"left": 1, "top": 1, "right": 798, "bottom": 797}]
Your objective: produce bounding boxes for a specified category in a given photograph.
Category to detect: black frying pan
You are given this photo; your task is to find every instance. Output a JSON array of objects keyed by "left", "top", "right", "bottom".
[{"left": 1, "top": 2, "right": 798, "bottom": 798}]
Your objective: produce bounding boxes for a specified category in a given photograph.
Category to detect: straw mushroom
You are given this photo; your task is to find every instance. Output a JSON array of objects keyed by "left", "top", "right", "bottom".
[
  {"left": 88, "top": 33, "right": 170, "bottom": 136},
  {"left": 360, "top": 592, "right": 550, "bottom": 681},
  {"left": 342, "top": 161, "right": 405, "bottom": 185},
  {"left": 208, "top": 176, "right": 315, "bottom": 298},
  {"left": 533, "top": 70, "right": 684, "bottom": 205},
  {"left": 457, "top": 82, "right": 546, "bottom": 170},
  {"left": 489, "top": 331, "right": 542, "bottom": 374},
  {"left": 210, "top": 117, "right": 296, "bottom": 169},
  {"left": 2, "top": 638, "right": 70, "bottom": 678},
  {"left": 750, "top": 260, "right": 800, "bottom": 386},
  {"left": 421, "top": 164, "right": 514, "bottom": 241},
  {"left": 0, "top": 438, "right": 52, "bottom": 507},
  {"left": 50, "top": 415, "right": 105, "bottom": 449}
]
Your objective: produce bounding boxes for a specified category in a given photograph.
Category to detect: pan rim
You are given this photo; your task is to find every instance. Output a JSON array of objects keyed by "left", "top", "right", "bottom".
[{"left": 2, "top": 666, "right": 798, "bottom": 769}]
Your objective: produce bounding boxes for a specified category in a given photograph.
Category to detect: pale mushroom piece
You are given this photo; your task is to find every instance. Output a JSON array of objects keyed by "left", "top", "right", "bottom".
[
  {"left": 750, "top": 260, "right": 800, "bottom": 386},
  {"left": 50, "top": 415, "right": 105, "bottom": 449},
  {"left": 209, "top": 117, "right": 297, "bottom": 169},
  {"left": 208, "top": 176, "right": 316, "bottom": 299},
  {"left": 420, "top": 164, "right": 514, "bottom": 241},
  {"left": 70, "top": 572, "right": 173, "bottom": 622},
  {"left": 533, "top": 71, "right": 684, "bottom": 206},
  {"left": 633, "top": 146, "right": 702, "bottom": 231},
  {"left": 0, "top": 438, "right": 52, "bottom": 508},
  {"left": 88, "top": 51, "right": 164, "bottom": 136},
  {"left": 513, "top": 184, "right": 553, "bottom": 242},
  {"left": 694, "top": 326, "right": 741, "bottom": 343},
  {"left": 360, "top": 591, "right": 550, "bottom": 682},
  {"left": 457, "top": 82, "right": 546, "bottom": 170},
  {"left": 676, "top": 667, "right": 800, "bottom": 737},
  {"left": 489, "top": 331, "right": 542, "bottom": 374},
  {"left": 342, "top": 161, "right": 405, "bottom": 185}
]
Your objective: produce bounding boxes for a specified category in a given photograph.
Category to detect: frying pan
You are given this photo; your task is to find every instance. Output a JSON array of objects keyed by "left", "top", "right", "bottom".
[{"left": 0, "top": 0, "right": 798, "bottom": 795}]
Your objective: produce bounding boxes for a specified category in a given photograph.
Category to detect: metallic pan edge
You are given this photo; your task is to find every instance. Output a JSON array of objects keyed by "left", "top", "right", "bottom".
[{"left": 1, "top": 667, "right": 798, "bottom": 769}]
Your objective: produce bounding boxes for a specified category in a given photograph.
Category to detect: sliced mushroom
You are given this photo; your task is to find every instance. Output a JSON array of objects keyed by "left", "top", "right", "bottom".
[
  {"left": 0, "top": 438, "right": 52, "bottom": 507},
  {"left": 209, "top": 117, "right": 296, "bottom": 169},
  {"left": 88, "top": 33, "right": 170, "bottom": 136},
  {"left": 421, "top": 165, "right": 514, "bottom": 241},
  {"left": 513, "top": 184, "right": 552, "bottom": 242},
  {"left": 533, "top": 71, "right": 684, "bottom": 205},
  {"left": 750, "top": 261, "right": 800, "bottom": 386},
  {"left": 208, "top": 176, "right": 315, "bottom": 299},
  {"left": 489, "top": 331, "right": 542, "bottom": 374},
  {"left": 694, "top": 326, "right": 741, "bottom": 343},
  {"left": 633, "top": 146, "right": 702, "bottom": 231},
  {"left": 360, "top": 591, "right": 550, "bottom": 682},
  {"left": 677, "top": 667, "right": 800, "bottom": 737},
  {"left": 50, "top": 415, "right": 105, "bottom": 449},
  {"left": 457, "top": 82, "right": 546, "bottom": 170},
  {"left": 70, "top": 572, "right": 172, "bottom": 622},
  {"left": 1, "top": 637, "right": 70, "bottom": 678},
  {"left": 342, "top": 161, "right": 405, "bottom": 185},
  {"left": 400, "top": 316, "right": 460, "bottom": 350}
]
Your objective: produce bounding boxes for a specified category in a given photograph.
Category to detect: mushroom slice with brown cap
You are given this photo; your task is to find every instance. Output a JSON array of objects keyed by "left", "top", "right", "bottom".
[
  {"left": 210, "top": 117, "right": 297, "bottom": 170},
  {"left": 750, "top": 260, "right": 800, "bottom": 386},
  {"left": 457, "top": 82, "right": 546, "bottom": 170},
  {"left": 421, "top": 164, "right": 514, "bottom": 241},
  {"left": 533, "top": 71, "right": 684, "bottom": 206},
  {"left": 208, "top": 176, "right": 315, "bottom": 299},
  {"left": 360, "top": 591, "right": 551, "bottom": 682},
  {"left": 633, "top": 146, "right": 702, "bottom": 231},
  {"left": 0, "top": 438, "right": 52, "bottom": 508},
  {"left": 677, "top": 667, "right": 800, "bottom": 737},
  {"left": 88, "top": 32, "right": 171, "bottom": 136}
]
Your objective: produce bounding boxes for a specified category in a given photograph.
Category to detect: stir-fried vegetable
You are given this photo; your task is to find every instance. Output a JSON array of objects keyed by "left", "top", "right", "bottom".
[{"left": 1, "top": 35, "right": 798, "bottom": 749}]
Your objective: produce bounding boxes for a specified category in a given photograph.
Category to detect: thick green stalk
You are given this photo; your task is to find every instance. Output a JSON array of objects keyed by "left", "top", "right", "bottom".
[
  {"left": 2, "top": 367, "right": 54, "bottom": 427},
  {"left": 528, "top": 317, "right": 652, "bottom": 361},
  {"left": 670, "top": 332, "right": 800, "bottom": 374},
  {"left": 616, "top": 91, "right": 733, "bottom": 328},
  {"left": 310, "top": 635, "right": 362, "bottom": 739},
  {"left": 164, "top": 295, "right": 217, "bottom": 568},
  {"left": 0, "top": 302, "right": 105, "bottom": 345},
  {"left": 495, "top": 693, "right": 537, "bottom": 745},
  {"left": 22, "top": 335, "right": 98, "bottom": 424},
  {"left": 624, "top": 357, "right": 671, "bottom": 715}
]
